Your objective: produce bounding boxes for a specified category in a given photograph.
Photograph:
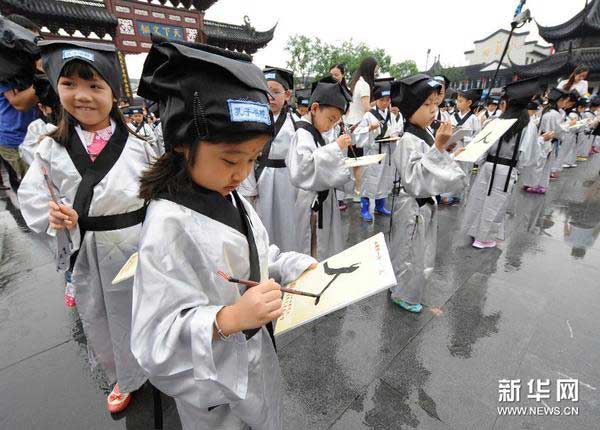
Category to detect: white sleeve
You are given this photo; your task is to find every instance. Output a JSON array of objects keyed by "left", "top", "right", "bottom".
[
  {"left": 394, "top": 134, "right": 468, "bottom": 198},
  {"left": 131, "top": 216, "right": 250, "bottom": 408},
  {"left": 286, "top": 128, "right": 352, "bottom": 191},
  {"left": 268, "top": 244, "right": 317, "bottom": 285}
]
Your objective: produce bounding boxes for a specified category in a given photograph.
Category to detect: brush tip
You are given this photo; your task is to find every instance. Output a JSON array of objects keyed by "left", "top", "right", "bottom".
[{"left": 216, "top": 271, "right": 230, "bottom": 281}]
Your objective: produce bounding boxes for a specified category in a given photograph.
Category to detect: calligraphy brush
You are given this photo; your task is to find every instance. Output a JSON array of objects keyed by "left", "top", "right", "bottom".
[
  {"left": 42, "top": 166, "right": 72, "bottom": 245},
  {"left": 217, "top": 271, "right": 320, "bottom": 298}
]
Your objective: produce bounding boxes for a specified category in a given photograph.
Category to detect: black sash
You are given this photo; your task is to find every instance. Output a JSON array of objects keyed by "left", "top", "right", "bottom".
[
  {"left": 370, "top": 108, "right": 391, "bottom": 162},
  {"left": 295, "top": 121, "right": 329, "bottom": 229},
  {"left": 156, "top": 186, "right": 275, "bottom": 346},
  {"left": 255, "top": 110, "right": 288, "bottom": 180},
  {"left": 486, "top": 129, "right": 523, "bottom": 196},
  {"left": 454, "top": 111, "right": 473, "bottom": 127},
  {"left": 67, "top": 124, "right": 146, "bottom": 234},
  {"left": 405, "top": 123, "right": 434, "bottom": 147}
]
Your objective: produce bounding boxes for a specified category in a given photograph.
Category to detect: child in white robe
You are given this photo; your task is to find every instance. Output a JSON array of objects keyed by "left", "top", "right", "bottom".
[
  {"left": 130, "top": 37, "right": 316, "bottom": 430},
  {"left": 461, "top": 78, "right": 554, "bottom": 248},
  {"left": 286, "top": 77, "right": 354, "bottom": 260},
  {"left": 18, "top": 40, "right": 152, "bottom": 413},
  {"left": 388, "top": 75, "right": 468, "bottom": 313},
  {"left": 353, "top": 78, "right": 399, "bottom": 221}
]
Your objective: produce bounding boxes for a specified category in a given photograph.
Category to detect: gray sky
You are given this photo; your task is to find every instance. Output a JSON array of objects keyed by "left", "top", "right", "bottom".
[{"left": 126, "top": 0, "right": 587, "bottom": 80}]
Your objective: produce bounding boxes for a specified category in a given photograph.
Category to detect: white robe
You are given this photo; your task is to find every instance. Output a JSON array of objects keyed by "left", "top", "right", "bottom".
[
  {"left": 461, "top": 120, "right": 539, "bottom": 241},
  {"left": 239, "top": 112, "right": 298, "bottom": 252},
  {"left": 558, "top": 112, "right": 585, "bottom": 167},
  {"left": 128, "top": 121, "right": 161, "bottom": 158},
  {"left": 17, "top": 125, "right": 152, "bottom": 392},
  {"left": 577, "top": 111, "right": 596, "bottom": 157},
  {"left": 388, "top": 129, "right": 468, "bottom": 304},
  {"left": 446, "top": 110, "right": 482, "bottom": 199},
  {"left": 286, "top": 118, "right": 353, "bottom": 260},
  {"left": 540, "top": 109, "right": 567, "bottom": 178},
  {"left": 352, "top": 108, "right": 400, "bottom": 199},
  {"left": 131, "top": 193, "right": 316, "bottom": 430}
]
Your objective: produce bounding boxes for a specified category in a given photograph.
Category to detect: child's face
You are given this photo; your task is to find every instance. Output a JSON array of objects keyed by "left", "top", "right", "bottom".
[
  {"left": 310, "top": 104, "right": 343, "bottom": 133},
  {"left": 557, "top": 98, "right": 569, "bottom": 109},
  {"left": 456, "top": 95, "right": 472, "bottom": 112},
  {"left": 267, "top": 81, "right": 290, "bottom": 115},
  {"left": 298, "top": 105, "right": 309, "bottom": 116},
  {"left": 375, "top": 97, "right": 390, "bottom": 111},
  {"left": 58, "top": 71, "right": 113, "bottom": 132},
  {"left": 132, "top": 113, "right": 144, "bottom": 123},
  {"left": 436, "top": 87, "right": 445, "bottom": 105},
  {"left": 186, "top": 135, "right": 269, "bottom": 197},
  {"left": 488, "top": 103, "right": 497, "bottom": 112},
  {"left": 409, "top": 92, "right": 438, "bottom": 129}
]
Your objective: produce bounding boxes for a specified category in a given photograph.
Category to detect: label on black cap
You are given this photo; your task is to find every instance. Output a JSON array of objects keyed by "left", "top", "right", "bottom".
[
  {"left": 227, "top": 100, "right": 271, "bottom": 125},
  {"left": 62, "top": 49, "right": 94, "bottom": 62}
]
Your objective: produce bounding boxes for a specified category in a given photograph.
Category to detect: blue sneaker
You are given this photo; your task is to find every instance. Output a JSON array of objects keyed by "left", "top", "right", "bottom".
[{"left": 392, "top": 298, "right": 423, "bottom": 313}]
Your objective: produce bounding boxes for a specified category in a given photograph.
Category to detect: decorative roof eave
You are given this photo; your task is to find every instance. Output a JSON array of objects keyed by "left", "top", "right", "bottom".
[
  {"left": 537, "top": 0, "right": 600, "bottom": 43},
  {"left": 510, "top": 47, "right": 600, "bottom": 78},
  {"left": 0, "top": 0, "right": 117, "bottom": 38},
  {"left": 203, "top": 17, "right": 276, "bottom": 54}
]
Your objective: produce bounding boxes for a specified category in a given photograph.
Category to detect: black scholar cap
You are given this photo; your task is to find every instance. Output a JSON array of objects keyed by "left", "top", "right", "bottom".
[
  {"left": 39, "top": 39, "right": 121, "bottom": 97},
  {"left": 138, "top": 35, "right": 274, "bottom": 151}
]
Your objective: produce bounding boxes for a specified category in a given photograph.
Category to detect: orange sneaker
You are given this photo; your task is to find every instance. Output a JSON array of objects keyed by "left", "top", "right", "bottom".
[{"left": 107, "top": 384, "right": 132, "bottom": 413}]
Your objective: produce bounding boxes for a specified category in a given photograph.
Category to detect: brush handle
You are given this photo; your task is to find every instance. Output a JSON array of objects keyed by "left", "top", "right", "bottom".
[
  {"left": 228, "top": 278, "right": 319, "bottom": 298},
  {"left": 280, "top": 287, "right": 320, "bottom": 298}
]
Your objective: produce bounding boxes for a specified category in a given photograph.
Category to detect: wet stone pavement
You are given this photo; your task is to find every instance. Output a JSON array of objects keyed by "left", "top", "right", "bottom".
[{"left": 1, "top": 157, "right": 599, "bottom": 430}]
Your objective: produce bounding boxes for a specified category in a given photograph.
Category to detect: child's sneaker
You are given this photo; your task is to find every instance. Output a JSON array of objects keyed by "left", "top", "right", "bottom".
[{"left": 392, "top": 298, "right": 423, "bottom": 313}]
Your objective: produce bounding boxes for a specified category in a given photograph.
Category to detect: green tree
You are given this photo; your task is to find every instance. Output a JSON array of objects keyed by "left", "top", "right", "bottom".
[{"left": 285, "top": 35, "right": 418, "bottom": 87}]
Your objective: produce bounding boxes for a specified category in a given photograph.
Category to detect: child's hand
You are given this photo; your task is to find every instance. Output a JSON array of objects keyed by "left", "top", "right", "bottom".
[
  {"left": 452, "top": 147, "right": 466, "bottom": 158},
  {"left": 337, "top": 134, "right": 352, "bottom": 150},
  {"left": 542, "top": 131, "right": 555, "bottom": 141},
  {"left": 219, "top": 279, "right": 283, "bottom": 335},
  {"left": 48, "top": 201, "right": 78, "bottom": 231},
  {"left": 434, "top": 121, "right": 452, "bottom": 152},
  {"left": 369, "top": 122, "right": 380, "bottom": 131}
]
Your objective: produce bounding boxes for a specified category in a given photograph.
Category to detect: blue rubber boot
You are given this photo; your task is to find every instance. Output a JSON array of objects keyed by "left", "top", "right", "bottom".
[
  {"left": 360, "top": 197, "right": 373, "bottom": 221},
  {"left": 375, "top": 198, "right": 391, "bottom": 216}
]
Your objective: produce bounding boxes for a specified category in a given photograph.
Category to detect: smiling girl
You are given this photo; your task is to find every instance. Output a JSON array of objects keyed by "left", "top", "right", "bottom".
[{"left": 17, "top": 40, "right": 153, "bottom": 413}]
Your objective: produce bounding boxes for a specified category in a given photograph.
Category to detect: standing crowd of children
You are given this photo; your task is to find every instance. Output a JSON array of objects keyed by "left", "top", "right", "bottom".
[{"left": 4, "top": 13, "right": 600, "bottom": 429}]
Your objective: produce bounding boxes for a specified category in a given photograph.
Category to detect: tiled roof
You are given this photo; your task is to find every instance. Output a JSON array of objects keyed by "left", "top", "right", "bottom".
[
  {"left": 537, "top": 0, "right": 600, "bottom": 43},
  {"left": 512, "top": 47, "right": 600, "bottom": 78},
  {"left": 0, "top": 0, "right": 117, "bottom": 37},
  {"left": 203, "top": 18, "right": 276, "bottom": 54}
]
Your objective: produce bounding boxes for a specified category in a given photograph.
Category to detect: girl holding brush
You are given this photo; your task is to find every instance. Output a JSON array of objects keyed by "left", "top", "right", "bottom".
[
  {"left": 17, "top": 40, "right": 153, "bottom": 413},
  {"left": 130, "top": 36, "right": 316, "bottom": 430}
]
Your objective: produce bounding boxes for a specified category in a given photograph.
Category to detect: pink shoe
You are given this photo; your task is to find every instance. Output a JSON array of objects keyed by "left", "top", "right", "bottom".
[
  {"left": 472, "top": 239, "right": 497, "bottom": 249},
  {"left": 535, "top": 186, "right": 547, "bottom": 194},
  {"left": 64, "top": 282, "right": 76, "bottom": 308}
]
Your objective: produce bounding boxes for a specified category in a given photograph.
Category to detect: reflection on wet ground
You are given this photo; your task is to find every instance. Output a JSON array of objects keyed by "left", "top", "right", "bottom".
[{"left": 1, "top": 158, "right": 599, "bottom": 429}]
